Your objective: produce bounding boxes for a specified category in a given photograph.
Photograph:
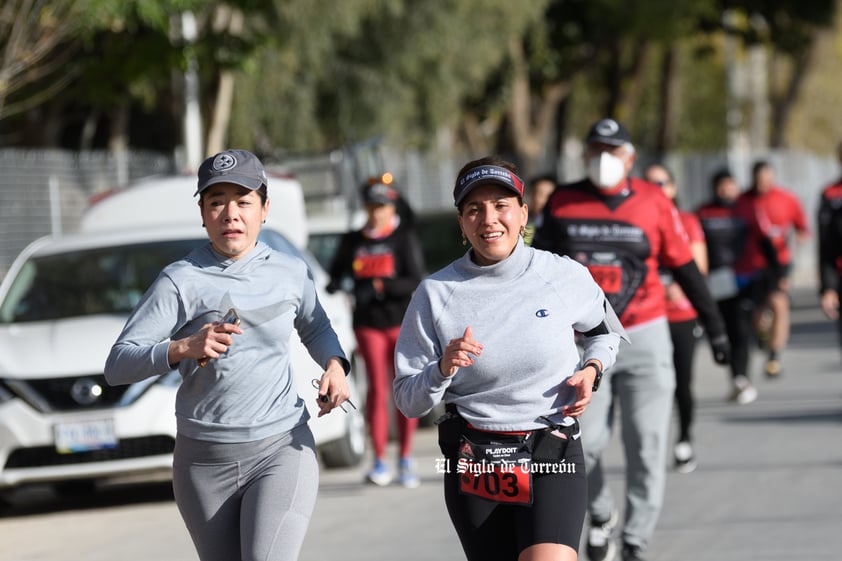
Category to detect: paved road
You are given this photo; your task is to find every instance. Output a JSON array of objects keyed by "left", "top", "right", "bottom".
[{"left": 2, "top": 288, "right": 841, "bottom": 561}]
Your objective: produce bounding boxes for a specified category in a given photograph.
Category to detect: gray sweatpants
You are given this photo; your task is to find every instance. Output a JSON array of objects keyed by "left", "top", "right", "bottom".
[
  {"left": 579, "top": 318, "right": 675, "bottom": 551},
  {"left": 172, "top": 423, "right": 319, "bottom": 561}
]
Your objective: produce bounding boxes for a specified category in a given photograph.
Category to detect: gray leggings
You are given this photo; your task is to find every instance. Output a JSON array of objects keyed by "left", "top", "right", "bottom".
[{"left": 172, "top": 423, "right": 319, "bottom": 561}]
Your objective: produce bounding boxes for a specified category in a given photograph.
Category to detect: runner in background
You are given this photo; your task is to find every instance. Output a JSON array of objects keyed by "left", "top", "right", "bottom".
[
  {"left": 644, "top": 164, "right": 707, "bottom": 474},
  {"left": 534, "top": 118, "right": 730, "bottom": 561},
  {"left": 733, "top": 161, "right": 809, "bottom": 378},
  {"left": 327, "top": 174, "right": 427, "bottom": 488},
  {"left": 524, "top": 174, "right": 558, "bottom": 246},
  {"left": 818, "top": 143, "right": 842, "bottom": 358},
  {"left": 696, "top": 170, "right": 758, "bottom": 404}
]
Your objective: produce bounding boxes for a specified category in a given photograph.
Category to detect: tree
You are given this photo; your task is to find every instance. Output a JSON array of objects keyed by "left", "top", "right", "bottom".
[
  {"left": 0, "top": 0, "right": 81, "bottom": 123},
  {"left": 722, "top": 0, "right": 836, "bottom": 148},
  {"left": 228, "top": 0, "right": 547, "bottom": 154}
]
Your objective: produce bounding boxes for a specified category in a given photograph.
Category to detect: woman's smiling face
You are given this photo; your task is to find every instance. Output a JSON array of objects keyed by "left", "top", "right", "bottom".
[{"left": 457, "top": 183, "right": 528, "bottom": 266}]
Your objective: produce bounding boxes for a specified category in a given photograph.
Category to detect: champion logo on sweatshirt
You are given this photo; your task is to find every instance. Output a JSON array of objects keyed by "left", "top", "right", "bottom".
[{"left": 535, "top": 309, "right": 550, "bottom": 318}]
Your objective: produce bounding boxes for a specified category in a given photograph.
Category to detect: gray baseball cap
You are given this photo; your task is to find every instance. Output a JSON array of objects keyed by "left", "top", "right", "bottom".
[{"left": 195, "top": 149, "right": 268, "bottom": 195}]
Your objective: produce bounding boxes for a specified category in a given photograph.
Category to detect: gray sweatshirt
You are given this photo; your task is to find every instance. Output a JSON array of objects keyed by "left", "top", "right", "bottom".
[
  {"left": 394, "top": 239, "right": 625, "bottom": 432},
  {"left": 105, "top": 241, "right": 348, "bottom": 443}
]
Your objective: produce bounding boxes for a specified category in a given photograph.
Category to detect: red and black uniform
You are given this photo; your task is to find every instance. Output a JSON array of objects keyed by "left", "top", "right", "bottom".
[
  {"left": 818, "top": 179, "right": 842, "bottom": 347},
  {"left": 696, "top": 197, "right": 753, "bottom": 382},
  {"left": 328, "top": 220, "right": 426, "bottom": 460},
  {"left": 534, "top": 177, "right": 725, "bottom": 339},
  {"left": 733, "top": 186, "right": 808, "bottom": 280}
]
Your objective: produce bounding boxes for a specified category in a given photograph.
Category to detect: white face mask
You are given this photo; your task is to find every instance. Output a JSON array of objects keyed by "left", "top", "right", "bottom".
[{"left": 587, "top": 152, "right": 626, "bottom": 190}]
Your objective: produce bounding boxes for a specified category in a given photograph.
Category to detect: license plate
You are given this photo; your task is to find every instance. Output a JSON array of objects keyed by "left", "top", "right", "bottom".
[{"left": 54, "top": 419, "right": 117, "bottom": 454}]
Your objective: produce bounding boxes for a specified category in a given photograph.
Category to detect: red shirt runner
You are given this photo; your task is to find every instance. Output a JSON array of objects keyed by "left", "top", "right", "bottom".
[
  {"left": 536, "top": 177, "right": 693, "bottom": 329},
  {"left": 733, "top": 186, "right": 808, "bottom": 276}
]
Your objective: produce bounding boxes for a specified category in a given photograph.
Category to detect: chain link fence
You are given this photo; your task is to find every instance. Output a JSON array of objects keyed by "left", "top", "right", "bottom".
[
  {"left": 0, "top": 149, "right": 176, "bottom": 278},
  {"left": 0, "top": 145, "right": 835, "bottom": 286}
]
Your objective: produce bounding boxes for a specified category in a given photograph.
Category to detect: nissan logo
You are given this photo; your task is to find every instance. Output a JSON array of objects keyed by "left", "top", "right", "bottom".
[{"left": 70, "top": 378, "right": 104, "bottom": 406}]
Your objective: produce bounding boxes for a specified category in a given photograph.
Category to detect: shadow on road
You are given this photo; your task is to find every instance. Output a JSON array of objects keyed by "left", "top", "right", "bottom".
[{"left": 1, "top": 479, "right": 174, "bottom": 519}]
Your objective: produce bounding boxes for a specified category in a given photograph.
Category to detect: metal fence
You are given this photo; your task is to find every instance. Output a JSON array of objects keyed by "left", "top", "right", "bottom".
[
  {"left": 0, "top": 146, "right": 836, "bottom": 287},
  {"left": 0, "top": 149, "right": 177, "bottom": 278}
]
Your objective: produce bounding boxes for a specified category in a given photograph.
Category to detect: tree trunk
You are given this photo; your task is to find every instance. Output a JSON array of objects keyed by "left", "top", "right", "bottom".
[
  {"left": 205, "top": 6, "right": 243, "bottom": 156},
  {"left": 615, "top": 40, "right": 652, "bottom": 121},
  {"left": 506, "top": 37, "right": 571, "bottom": 178},
  {"left": 656, "top": 45, "right": 679, "bottom": 156},
  {"left": 769, "top": 41, "right": 817, "bottom": 148}
]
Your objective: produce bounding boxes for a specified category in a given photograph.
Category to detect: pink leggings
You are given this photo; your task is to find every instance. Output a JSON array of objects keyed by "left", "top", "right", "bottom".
[{"left": 355, "top": 326, "right": 418, "bottom": 459}]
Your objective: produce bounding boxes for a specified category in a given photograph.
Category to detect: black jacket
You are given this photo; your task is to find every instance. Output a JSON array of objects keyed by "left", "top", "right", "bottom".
[{"left": 327, "top": 222, "right": 426, "bottom": 329}]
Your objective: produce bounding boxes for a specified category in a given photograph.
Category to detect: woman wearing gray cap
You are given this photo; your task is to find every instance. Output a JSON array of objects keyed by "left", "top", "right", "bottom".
[
  {"left": 394, "top": 156, "right": 626, "bottom": 561},
  {"left": 105, "top": 149, "right": 352, "bottom": 561}
]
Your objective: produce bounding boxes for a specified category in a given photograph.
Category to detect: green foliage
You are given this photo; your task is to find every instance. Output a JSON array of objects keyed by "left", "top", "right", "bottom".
[{"left": 230, "top": 0, "right": 548, "bottom": 151}]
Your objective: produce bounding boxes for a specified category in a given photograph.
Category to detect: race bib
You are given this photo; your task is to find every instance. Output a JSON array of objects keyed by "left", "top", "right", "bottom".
[{"left": 457, "top": 436, "right": 533, "bottom": 505}]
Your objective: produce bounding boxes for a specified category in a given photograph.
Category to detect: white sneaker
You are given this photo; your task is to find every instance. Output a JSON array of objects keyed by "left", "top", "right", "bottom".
[
  {"left": 673, "top": 441, "right": 697, "bottom": 474},
  {"left": 587, "top": 508, "right": 619, "bottom": 561},
  {"left": 730, "top": 375, "right": 758, "bottom": 405}
]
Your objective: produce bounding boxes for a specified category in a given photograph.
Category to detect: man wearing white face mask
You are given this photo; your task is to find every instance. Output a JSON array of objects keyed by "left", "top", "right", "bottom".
[{"left": 534, "top": 119, "right": 731, "bottom": 561}]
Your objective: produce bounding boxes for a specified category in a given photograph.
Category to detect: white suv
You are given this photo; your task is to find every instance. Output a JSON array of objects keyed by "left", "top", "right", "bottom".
[{"left": 0, "top": 174, "right": 365, "bottom": 501}]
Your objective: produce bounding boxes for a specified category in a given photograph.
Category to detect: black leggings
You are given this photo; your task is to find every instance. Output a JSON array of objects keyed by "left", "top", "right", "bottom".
[
  {"left": 669, "top": 319, "right": 700, "bottom": 443},
  {"left": 442, "top": 437, "right": 587, "bottom": 561},
  {"left": 717, "top": 295, "right": 754, "bottom": 380}
]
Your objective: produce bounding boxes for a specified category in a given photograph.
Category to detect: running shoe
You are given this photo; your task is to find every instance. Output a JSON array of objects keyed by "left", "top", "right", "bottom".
[
  {"left": 587, "top": 507, "right": 619, "bottom": 561},
  {"left": 365, "top": 459, "right": 392, "bottom": 486},
  {"left": 765, "top": 352, "right": 782, "bottom": 378},
  {"left": 673, "top": 441, "right": 697, "bottom": 474},
  {"left": 397, "top": 457, "right": 420, "bottom": 488},
  {"left": 730, "top": 375, "right": 758, "bottom": 405},
  {"left": 621, "top": 543, "right": 647, "bottom": 561}
]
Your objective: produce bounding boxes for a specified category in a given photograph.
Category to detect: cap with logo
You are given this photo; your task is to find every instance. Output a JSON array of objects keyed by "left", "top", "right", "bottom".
[
  {"left": 195, "top": 149, "right": 268, "bottom": 196},
  {"left": 453, "top": 164, "right": 525, "bottom": 206},
  {"left": 585, "top": 118, "right": 632, "bottom": 147}
]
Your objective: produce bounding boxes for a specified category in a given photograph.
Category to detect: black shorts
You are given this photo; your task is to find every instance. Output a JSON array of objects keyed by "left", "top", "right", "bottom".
[{"left": 439, "top": 421, "right": 587, "bottom": 561}]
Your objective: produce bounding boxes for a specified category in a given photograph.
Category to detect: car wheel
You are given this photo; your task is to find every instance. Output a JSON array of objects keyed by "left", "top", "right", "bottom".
[{"left": 318, "top": 403, "right": 366, "bottom": 468}]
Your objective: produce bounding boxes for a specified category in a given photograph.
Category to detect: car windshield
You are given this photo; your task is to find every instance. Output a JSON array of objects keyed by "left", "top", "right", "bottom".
[
  {"left": 0, "top": 239, "right": 203, "bottom": 324},
  {"left": 0, "top": 231, "right": 310, "bottom": 325}
]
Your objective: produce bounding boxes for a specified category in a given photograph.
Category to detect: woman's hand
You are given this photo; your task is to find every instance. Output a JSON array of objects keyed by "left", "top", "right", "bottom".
[
  {"left": 562, "top": 362, "right": 601, "bottom": 417},
  {"left": 438, "top": 326, "right": 483, "bottom": 377},
  {"left": 821, "top": 289, "right": 839, "bottom": 320},
  {"left": 315, "top": 358, "right": 351, "bottom": 417},
  {"left": 168, "top": 320, "right": 243, "bottom": 366}
]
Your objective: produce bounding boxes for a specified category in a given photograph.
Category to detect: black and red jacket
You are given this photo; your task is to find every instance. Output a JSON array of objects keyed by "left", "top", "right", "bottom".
[
  {"left": 533, "top": 176, "right": 727, "bottom": 347},
  {"left": 327, "top": 221, "right": 426, "bottom": 329},
  {"left": 818, "top": 179, "right": 842, "bottom": 292}
]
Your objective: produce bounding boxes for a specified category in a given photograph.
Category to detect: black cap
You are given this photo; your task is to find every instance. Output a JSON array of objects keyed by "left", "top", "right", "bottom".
[
  {"left": 585, "top": 118, "right": 632, "bottom": 147},
  {"left": 453, "top": 164, "right": 525, "bottom": 206},
  {"left": 195, "top": 149, "right": 268, "bottom": 196},
  {"left": 363, "top": 181, "right": 400, "bottom": 205}
]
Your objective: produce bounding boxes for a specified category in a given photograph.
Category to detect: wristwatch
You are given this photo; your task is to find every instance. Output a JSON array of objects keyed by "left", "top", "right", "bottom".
[{"left": 583, "top": 362, "right": 603, "bottom": 392}]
